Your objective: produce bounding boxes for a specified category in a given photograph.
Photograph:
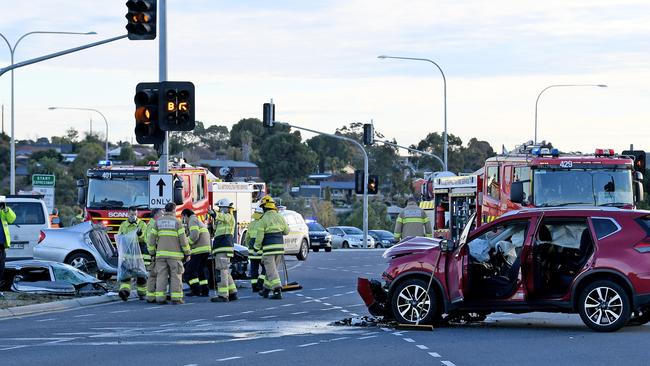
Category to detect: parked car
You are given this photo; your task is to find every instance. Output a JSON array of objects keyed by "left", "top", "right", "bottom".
[
  {"left": 358, "top": 207, "right": 650, "bottom": 332},
  {"left": 307, "top": 221, "right": 332, "bottom": 252},
  {"left": 369, "top": 230, "right": 397, "bottom": 248},
  {"left": 34, "top": 221, "right": 118, "bottom": 279},
  {"left": 5, "top": 196, "right": 51, "bottom": 259},
  {"left": 278, "top": 209, "right": 311, "bottom": 260},
  {"left": 328, "top": 226, "right": 375, "bottom": 249}
]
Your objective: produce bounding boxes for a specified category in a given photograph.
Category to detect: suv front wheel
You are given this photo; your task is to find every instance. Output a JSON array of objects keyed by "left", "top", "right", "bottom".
[
  {"left": 390, "top": 278, "right": 439, "bottom": 325},
  {"left": 578, "top": 280, "right": 631, "bottom": 332}
]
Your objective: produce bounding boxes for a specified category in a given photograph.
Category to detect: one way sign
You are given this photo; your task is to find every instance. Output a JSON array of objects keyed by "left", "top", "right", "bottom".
[{"left": 149, "top": 174, "right": 173, "bottom": 209}]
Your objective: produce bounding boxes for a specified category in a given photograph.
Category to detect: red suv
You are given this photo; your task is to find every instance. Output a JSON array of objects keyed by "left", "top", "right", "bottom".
[{"left": 358, "top": 207, "right": 650, "bottom": 332}]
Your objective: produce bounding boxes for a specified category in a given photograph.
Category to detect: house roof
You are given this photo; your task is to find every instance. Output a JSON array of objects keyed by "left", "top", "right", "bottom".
[{"left": 321, "top": 181, "right": 355, "bottom": 189}]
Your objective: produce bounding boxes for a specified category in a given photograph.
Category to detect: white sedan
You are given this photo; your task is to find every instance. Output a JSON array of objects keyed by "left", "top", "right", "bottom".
[{"left": 327, "top": 226, "right": 375, "bottom": 249}]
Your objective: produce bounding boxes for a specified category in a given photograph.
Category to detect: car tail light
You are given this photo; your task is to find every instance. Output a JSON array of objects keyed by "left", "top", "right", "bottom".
[
  {"left": 634, "top": 241, "right": 650, "bottom": 253},
  {"left": 38, "top": 230, "right": 46, "bottom": 244}
]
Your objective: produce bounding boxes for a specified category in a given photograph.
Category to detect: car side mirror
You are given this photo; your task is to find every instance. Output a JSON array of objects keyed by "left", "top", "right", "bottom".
[
  {"left": 173, "top": 179, "right": 184, "bottom": 205},
  {"left": 76, "top": 179, "right": 86, "bottom": 205},
  {"left": 440, "top": 239, "right": 455, "bottom": 252},
  {"left": 634, "top": 171, "right": 644, "bottom": 182},
  {"left": 634, "top": 180, "right": 645, "bottom": 204},
  {"left": 510, "top": 181, "right": 525, "bottom": 204}
]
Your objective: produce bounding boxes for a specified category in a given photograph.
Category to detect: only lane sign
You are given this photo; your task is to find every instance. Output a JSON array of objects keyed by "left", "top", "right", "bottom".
[{"left": 149, "top": 173, "right": 173, "bottom": 209}]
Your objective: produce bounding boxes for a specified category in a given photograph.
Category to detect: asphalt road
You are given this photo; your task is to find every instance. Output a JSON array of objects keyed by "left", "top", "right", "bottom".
[{"left": 1, "top": 249, "right": 649, "bottom": 366}]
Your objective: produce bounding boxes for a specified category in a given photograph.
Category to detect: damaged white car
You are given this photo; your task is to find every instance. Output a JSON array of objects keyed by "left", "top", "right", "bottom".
[{"left": 1, "top": 260, "right": 108, "bottom": 296}]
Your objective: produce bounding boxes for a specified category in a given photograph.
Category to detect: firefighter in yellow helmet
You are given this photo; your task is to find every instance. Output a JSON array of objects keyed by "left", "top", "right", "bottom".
[
  {"left": 254, "top": 196, "right": 289, "bottom": 300},
  {"left": 148, "top": 203, "right": 191, "bottom": 304},
  {"left": 244, "top": 207, "right": 266, "bottom": 292},
  {"left": 182, "top": 208, "right": 211, "bottom": 297},
  {"left": 209, "top": 198, "right": 238, "bottom": 302}
]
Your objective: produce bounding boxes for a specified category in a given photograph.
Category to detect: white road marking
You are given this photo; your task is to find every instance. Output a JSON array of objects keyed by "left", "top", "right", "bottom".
[
  {"left": 345, "top": 291, "right": 356, "bottom": 294},
  {"left": 35, "top": 318, "right": 56, "bottom": 322},
  {"left": 334, "top": 285, "right": 346, "bottom": 288},
  {"left": 261, "top": 315, "right": 277, "bottom": 319},
  {"left": 311, "top": 288, "right": 326, "bottom": 291},
  {"left": 441, "top": 361, "right": 456, "bottom": 366},
  {"left": 350, "top": 313, "right": 359, "bottom": 316},
  {"left": 0, "top": 346, "right": 27, "bottom": 351},
  {"left": 429, "top": 352, "right": 441, "bottom": 358},
  {"left": 144, "top": 306, "right": 163, "bottom": 310},
  {"left": 241, "top": 310, "right": 254, "bottom": 314},
  {"left": 217, "top": 356, "right": 242, "bottom": 362},
  {"left": 183, "top": 364, "right": 198, "bottom": 366},
  {"left": 333, "top": 294, "right": 344, "bottom": 297},
  {"left": 73, "top": 314, "right": 95, "bottom": 318},
  {"left": 281, "top": 303, "right": 295, "bottom": 307},
  {"left": 109, "top": 310, "right": 131, "bottom": 314},
  {"left": 187, "top": 319, "right": 207, "bottom": 323},
  {"left": 392, "top": 332, "right": 404, "bottom": 336},
  {"left": 43, "top": 339, "right": 75, "bottom": 345},
  {"left": 329, "top": 337, "right": 350, "bottom": 341},
  {"left": 417, "top": 345, "right": 429, "bottom": 350},
  {"left": 228, "top": 319, "right": 246, "bottom": 323},
  {"left": 295, "top": 294, "right": 304, "bottom": 297},
  {"left": 291, "top": 311, "right": 309, "bottom": 315},
  {"left": 323, "top": 303, "right": 332, "bottom": 306},
  {"left": 340, "top": 310, "right": 350, "bottom": 313},
  {"left": 216, "top": 314, "right": 231, "bottom": 318},
  {"left": 380, "top": 328, "right": 391, "bottom": 332},
  {"left": 259, "top": 349, "right": 284, "bottom": 354},
  {"left": 160, "top": 323, "right": 176, "bottom": 327},
  {"left": 358, "top": 335, "right": 378, "bottom": 340},
  {"left": 196, "top": 323, "right": 211, "bottom": 327},
  {"left": 298, "top": 342, "right": 319, "bottom": 347},
  {"left": 264, "top": 307, "right": 277, "bottom": 310},
  {"left": 403, "top": 338, "right": 415, "bottom": 343},
  {"left": 320, "top": 307, "right": 340, "bottom": 311}
]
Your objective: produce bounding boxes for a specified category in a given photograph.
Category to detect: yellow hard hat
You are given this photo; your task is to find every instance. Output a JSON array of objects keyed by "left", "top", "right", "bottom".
[{"left": 260, "top": 196, "right": 277, "bottom": 210}]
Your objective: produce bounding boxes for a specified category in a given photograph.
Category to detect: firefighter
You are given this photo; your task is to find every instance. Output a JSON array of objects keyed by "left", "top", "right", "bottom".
[
  {"left": 254, "top": 196, "right": 289, "bottom": 300},
  {"left": 394, "top": 197, "right": 432, "bottom": 241},
  {"left": 70, "top": 207, "right": 84, "bottom": 226},
  {"left": 245, "top": 207, "right": 266, "bottom": 292},
  {"left": 0, "top": 196, "right": 16, "bottom": 299},
  {"left": 182, "top": 209, "right": 211, "bottom": 297},
  {"left": 145, "top": 208, "right": 164, "bottom": 303},
  {"left": 209, "top": 198, "right": 238, "bottom": 303},
  {"left": 148, "top": 203, "right": 191, "bottom": 305},
  {"left": 117, "top": 206, "right": 148, "bottom": 301}
]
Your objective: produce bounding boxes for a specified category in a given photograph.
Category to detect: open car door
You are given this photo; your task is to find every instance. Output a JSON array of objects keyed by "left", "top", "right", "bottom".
[{"left": 445, "top": 213, "right": 476, "bottom": 304}]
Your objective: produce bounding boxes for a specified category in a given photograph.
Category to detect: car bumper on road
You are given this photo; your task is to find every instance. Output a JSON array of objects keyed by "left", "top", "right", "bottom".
[
  {"left": 309, "top": 239, "right": 331, "bottom": 249},
  {"left": 357, "top": 277, "right": 389, "bottom": 317}
]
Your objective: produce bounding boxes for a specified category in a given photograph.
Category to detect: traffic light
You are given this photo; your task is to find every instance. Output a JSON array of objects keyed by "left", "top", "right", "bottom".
[
  {"left": 354, "top": 170, "right": 364, "bottom": 194},
  {"left": 263, "top": 102, "right": 275, "bottom": 127},
  {"left": 363, "top": 123, "right": 374, "bottom": 145},
  {"left": 623, "top": 150, "right": 646, "bottom": 172},
  {"left": 126, "top": 0, "right": 157, "bottom": 40},
  {"left": 368, "top": 175, "right": 379, "bottom": 195},
  {"left": 134, "top": 82, "right": 164, "bottom": 145},
  {"left": 159, "top": 81, "right": 195, "bottom": 131}
]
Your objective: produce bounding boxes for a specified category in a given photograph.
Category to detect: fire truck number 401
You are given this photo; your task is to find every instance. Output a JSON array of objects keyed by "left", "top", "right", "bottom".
[{"left": 559, "top": 161, "right": 573, "bottom": 168}]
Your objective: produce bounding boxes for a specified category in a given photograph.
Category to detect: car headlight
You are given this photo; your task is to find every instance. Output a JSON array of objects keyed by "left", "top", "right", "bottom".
[{"left": 325, "top": 234, "right": 332, "bottom": 241}]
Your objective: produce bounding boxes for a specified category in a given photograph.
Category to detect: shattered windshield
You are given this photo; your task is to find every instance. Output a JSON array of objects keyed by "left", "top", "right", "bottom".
[
  {"left": 533, "top": 169, "right": 633, "bottom": 207},
  {"left": 52, "top": 263, "right": 99, "bottom": 285},
  {"left": 87, "top": 179, "right": 150, "bottom": 209}
]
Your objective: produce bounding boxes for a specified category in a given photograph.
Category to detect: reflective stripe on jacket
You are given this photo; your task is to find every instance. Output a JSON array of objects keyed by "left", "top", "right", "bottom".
[
  {"left": 187, "top": 214, "right": 211, "bottom": 254},
  {"left": 394, "top": 203, "right": 432, "bottom": 240},
  {"left": 254, "top": 210, "right": 289, "bottom": 256},
  {"left": 213, "top": 211, "right": 235, "bottom": 237},
  {"left": 1, "top": 207, "right": 17, "bottom": 249},
  {"left": 148, "top": 213, "right": 190, "bottom": 259}
]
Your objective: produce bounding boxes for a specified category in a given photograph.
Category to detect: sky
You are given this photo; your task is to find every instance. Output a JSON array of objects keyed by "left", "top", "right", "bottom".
[{"left": 1, "top": 0, "right": 649, "bottom": 155}]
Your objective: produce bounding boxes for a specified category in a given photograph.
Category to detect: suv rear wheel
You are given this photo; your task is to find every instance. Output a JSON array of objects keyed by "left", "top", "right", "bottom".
[
  {"left": 390, "top": 278, "right": 439, "bottom": 325},
  {"left": 578, "top": 280, "right": 631, "bottom": 332}
]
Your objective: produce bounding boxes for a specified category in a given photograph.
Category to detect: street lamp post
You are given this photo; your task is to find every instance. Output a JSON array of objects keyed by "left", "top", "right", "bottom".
[
  {"left": 48, "top": 107, "right": 110, "bottom": 162},
  {"left": 534, "top": 84, "right": 607, "bottom": 144},
  {"left": 378, "top": 55, "right": 448, "bottom": 172},
  {"left": 0, "top": 31, "right": 96, "bottom": 194}
]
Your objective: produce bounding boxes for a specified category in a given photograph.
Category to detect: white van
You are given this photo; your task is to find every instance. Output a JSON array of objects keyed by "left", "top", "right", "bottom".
[{"left": 5, "top": 196, "right": 51, "bottom": 259}]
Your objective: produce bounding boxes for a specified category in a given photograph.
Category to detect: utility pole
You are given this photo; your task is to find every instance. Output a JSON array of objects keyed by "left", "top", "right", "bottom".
[
  {"left": 158, "top": 0, "right": 169, "bottom": 173},
  {"left": 1, "top": 104, "right": 4, "bottom": 134}
]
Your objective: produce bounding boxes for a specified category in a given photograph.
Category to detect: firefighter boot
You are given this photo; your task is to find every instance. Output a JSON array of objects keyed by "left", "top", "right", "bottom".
[
  {"left": 172, "top": 299, "right": 185, "bottom": 305},
  {"left": 200, "top": 284, "right": 210, "bottom": 297},
  {"left": 210, "top": 296, "right": 229, "bottom": 303},
  {"left": 118, "top": 289, "right": 130, "bottom": 301},
  {"left": 229, "top": 293, "right": 238, "bottom": 301},
  {"left": 259, "top": 288, "right": 270, "bottom": 298},
  {"left": 270, "top": 288, "right": 282, "bottom": 300},
  {"left": 186, "top": 284, "right": 201, "bottom": 297}
]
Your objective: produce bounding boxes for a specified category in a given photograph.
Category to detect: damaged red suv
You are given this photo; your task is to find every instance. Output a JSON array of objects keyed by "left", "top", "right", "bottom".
[{"left": 358, "top": 207, "right": 650, "bottom": 332}]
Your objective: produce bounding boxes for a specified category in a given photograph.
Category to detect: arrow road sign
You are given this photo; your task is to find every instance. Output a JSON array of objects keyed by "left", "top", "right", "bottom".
[{"left": 149, "top": 174, "right": 173, "bottom": 209}]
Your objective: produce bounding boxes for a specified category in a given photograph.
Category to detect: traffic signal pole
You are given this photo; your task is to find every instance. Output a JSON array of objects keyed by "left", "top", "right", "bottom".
[
  {"left": 379, "top": 139, "right": 445, "bottom": 171},
  {"left": 158, "top": 0, "right": 169, "bottom": 174},
  {"left": 274, "top": 121, "right": 370, "bottom": 249}
]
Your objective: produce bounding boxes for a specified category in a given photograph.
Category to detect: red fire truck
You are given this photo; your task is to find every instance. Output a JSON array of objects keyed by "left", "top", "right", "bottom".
[
  {"left": 77, "top": 161, "right": 214, "bottom": 239},
  {"left": 480, "top": 143, "right": 644, "bottom": 224}
]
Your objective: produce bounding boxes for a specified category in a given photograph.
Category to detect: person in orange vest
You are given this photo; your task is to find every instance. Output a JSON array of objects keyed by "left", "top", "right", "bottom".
[{"left": 50, "top": 208, "right": 61, "bottom": 228}]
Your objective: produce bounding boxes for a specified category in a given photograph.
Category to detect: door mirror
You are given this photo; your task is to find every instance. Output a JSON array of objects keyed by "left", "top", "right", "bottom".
[
  {"left": 634, "top": 171, "right": 644, "bottom": 182},
  {"left": 634, "top": 180, "right": 645, "bottom": 204},
  {"left": 440, "top": 239, "right": 455, "bottom": 252},
  {"left": 173, "top": 179, "right": 184, "bottom": 205},
  {"left": 77, "top": 179, "right": 86, "bottom": 205},
  {"left": 510, "top": 181, "right": 525, "bottom": 204}
]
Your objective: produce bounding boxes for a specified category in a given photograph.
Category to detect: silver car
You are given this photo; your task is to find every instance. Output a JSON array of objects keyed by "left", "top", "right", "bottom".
[
  {"left": 33, "top": 222, "right": 118, "bottom": 280},
  {"left": 327, "top": 226, "right": 375, "bottom": 249}
]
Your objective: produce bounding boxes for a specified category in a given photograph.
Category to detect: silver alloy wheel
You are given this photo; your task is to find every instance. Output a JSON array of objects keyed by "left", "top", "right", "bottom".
[
  {"left": 396, "top": 284, "right": 431, "bottom": 323},
  {"left": 70, "top": 256, "right": 96, "bottom": 273},
  {"left": 301, "top": 240, "right": 308, "bottom": 257},
  {"left": 584, "top": 286, "right": 623, "bottom": 326}
]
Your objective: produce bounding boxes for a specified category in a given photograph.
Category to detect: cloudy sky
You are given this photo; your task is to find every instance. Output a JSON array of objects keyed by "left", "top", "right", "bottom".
[{"left": 1, "top": 0, "right": 649, "bottom": 154}]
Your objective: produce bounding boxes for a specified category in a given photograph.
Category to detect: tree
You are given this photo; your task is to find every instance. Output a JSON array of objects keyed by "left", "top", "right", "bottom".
[
  {"left": 196, "top": 123, "right": 229, "bottom": 152},
  {"left": 258, "top": 132, "right": 317, "bottom": 192},
  {"left": 31, "top": 149, "right": 63, "bottom": 162},
  {"left": 118, "top": 144, "right": 136, "bottom": 162},
  {"left": 463, "top": 138, "right": 496, "bottom": 172},
  {"left": 306, "top": 135, "right": 351, "bottom": 173},
  {"left": 410, "top": 132, "right": 464, "bottom": 173},
  {"left": 230, "top": 118, "right": 290, "bottom": 148},
  {"left": 70, "top": 142, "right": 104, "bottom": 178},
  {"left": 340, "top": 201, "right": 393, "bottom": 231}
]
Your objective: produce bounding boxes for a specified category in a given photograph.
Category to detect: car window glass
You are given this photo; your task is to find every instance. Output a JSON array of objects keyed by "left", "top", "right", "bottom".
[
  {"left": 468, "top": 221, "right": 528, "bottom": 262},
  {"left": 591, "top": 218, "right": 619, "bottom": 240},
  {"left": 308, "top": 223, "right": 325, "bottom": 231},
  {"left": 7, "top": 202, "right": 46, "bottom": 225},
  {"left": 486, "top": 165, "right": 500, "bottom": 199},
  {"left": 329, "top": 228, "right": 341, "bottom": 235},
  {"left": 343, "top": 227, "right": 363, "bottom": 235},
  {"left": 537, "top": 219, "right": 590, "bottom": 249},
  {"left": 293, "top": 214, "right": 305, "bottom": 225}
]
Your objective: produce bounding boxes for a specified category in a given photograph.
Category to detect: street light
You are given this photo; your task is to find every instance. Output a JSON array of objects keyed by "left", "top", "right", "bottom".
[
  {"left": 0, "top": 31, "right": 96, "bottom": 194},
  {"left": 378, "top": 55, "right": 448, "bottom": 172},
  {"left": 534, "top": 84, "right": 607, "bottom": 144},
  {"left": 48, "top": 107, "right": 110, "bottom": 162}
]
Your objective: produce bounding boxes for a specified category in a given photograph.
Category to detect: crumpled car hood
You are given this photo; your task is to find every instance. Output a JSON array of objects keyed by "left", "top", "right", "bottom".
[{"left": 382, "top": 236, "right": 443, "bottom": 259}]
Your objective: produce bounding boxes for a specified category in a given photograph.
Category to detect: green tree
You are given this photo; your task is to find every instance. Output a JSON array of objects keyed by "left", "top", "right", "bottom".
[
  {"left": 463, "top": 138, "right": 496, "bottom": 172},
  {"left": 341, "top": 201, "right": 393, "bottom": 231},
  {"left": 258, "top": 132, "right": 317, "bottom": 192},
  {"left": 306, "top": 135, "right": 351, "bottom": 172},
  {"left": 230, "top": 118, "right": 290, "bottom": 148},
  {"left": 410, "top": 132, "right": 464, "bottom": 173},
  {"left": 31, "top": 149, "right": 63, "bottom": 162},
  {"left": 312, "top": 198, "right": 338, "bottom": 227},
  {"left": 70, "top": 142, "right": 104, "bottom": 178},
  {"left": 118, "top": 144, "right": 136, "bottom": 162}
]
